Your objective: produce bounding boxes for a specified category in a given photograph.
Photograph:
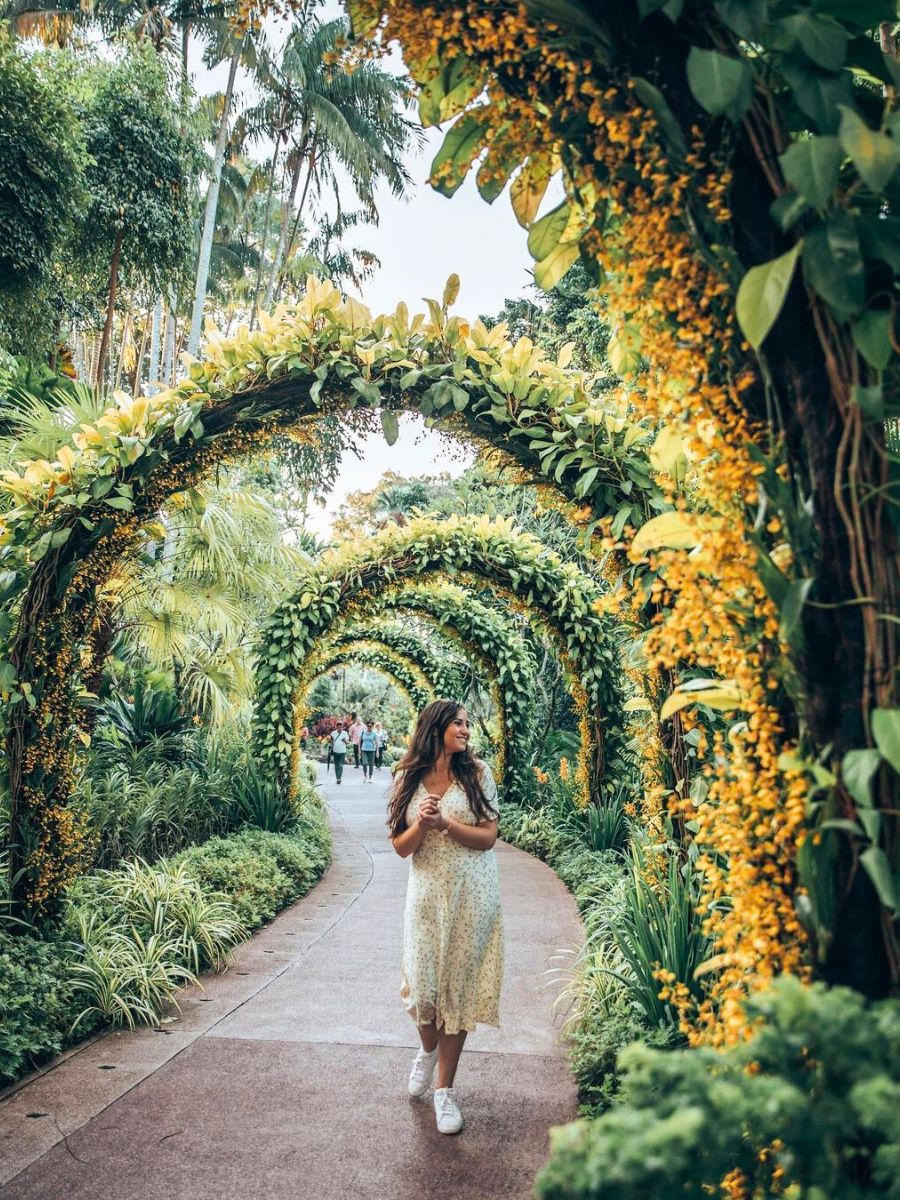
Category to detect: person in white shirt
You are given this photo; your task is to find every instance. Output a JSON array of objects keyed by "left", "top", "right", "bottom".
[
  {"left": 347, "top": 713, "right": 365, "bottom": 768},
  {"left": 330, "top": 723, "right": 351, "bottom": 784}
]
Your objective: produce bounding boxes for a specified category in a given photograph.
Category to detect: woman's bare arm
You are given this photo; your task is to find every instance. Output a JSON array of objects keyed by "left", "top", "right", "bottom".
[
  {"left": 391, "top": 820, "right": 429, "bottom": 858},
  {"left": 441, "top": 816, "right": 498, "bottom": 851}
]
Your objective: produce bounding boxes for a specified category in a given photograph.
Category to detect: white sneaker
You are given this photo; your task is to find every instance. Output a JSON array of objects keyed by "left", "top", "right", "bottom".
[
  {"left": 433, "top": 1086, "right": 463, "bottom": 1134},
  {"left": 407, "top": 1047, "right": 438, "bottom": 1097}
]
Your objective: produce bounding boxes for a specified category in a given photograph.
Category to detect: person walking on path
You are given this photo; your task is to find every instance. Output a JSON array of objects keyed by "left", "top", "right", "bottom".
[
  {"left": 387, "top": 699, "right": 504, "bottom": 1136},
  {"left": 330, "top": 722, "right": 350, "bottom": 784},
  {"left": 347, "top": 712, "right": 364, "bottom": 768},
  {"left": 360, "top": 719, "right": 378, "bottom": 781},
  {"left": 374, "top": 720, "right": 388, "bottom": 768}
]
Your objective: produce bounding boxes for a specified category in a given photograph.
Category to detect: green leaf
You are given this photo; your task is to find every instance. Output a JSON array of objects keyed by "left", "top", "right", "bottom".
[
  {"left": 631, "top": 77, "right": 687, "bottom": 157},
  {"left": 779, "top": 58, "right": 853, "bottom": 133},
  {"left": 838, "top": 105, "right": 900, "bottom": 192},
  {"left": 103, "top": 496, "right": 133, "bottom": 511},
  {"left": 442, "top": 273, "right": 460, "bottom": 308},
  {"left": 418, "top": 54, "right": 482, "bottom": 127},
  {"left": 527, "top": 200, "right": 571, "bottom": 261},
  {"left": 842, "top": 747, "right": 881, "bottom": 807},
  {"left": 686, "top": 47, "right": 754, "bottom": 122},
  {"left": 779, "top": 577, "right": 812, "bottom": 646},
  {"left": 872, "top": 707, "right": 900, "bottom": 774},
  {"left": 735, "top": 242, "right": 802, "bottom": 349},
  {"left": 429, "top": 111, "right": 486, "bottom": 198},
  {"left": 534, "top": 241, "right": 580, "bottom": 290},
  {"left": 716, "top": 0, "right": 766, "bottom": 40},
  {"left": 852, "top": 310, "right": 893, "bottom": 371},
  {"left": 802, "top": 214, "right": 865, "bottom": 317},
  {"left": 380, "top": 410, "right": 399, "bottom": 446},
  {"left": 779, "top": 11, "right": 848, "bottom": 71},
  {"left": 860, "top": 846, "right": 897, "bottom": 912},
  {"left": 779, "top": 136, "right": 842, "bottom": 211},
  {"left": 850, "top": 384, "right": 884, "bottom": 420}
]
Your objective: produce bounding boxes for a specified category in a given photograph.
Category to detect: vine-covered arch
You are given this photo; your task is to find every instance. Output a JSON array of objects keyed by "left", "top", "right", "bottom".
[
  {"left": 2, "top": 280, "right": 648, "bottom": 916},
  {"left": 302, "top": 585, "right": 540, "bottom": 800},
  {"left": 325, "top": 622, "right": 468, "bottom": 702},
  {"left": 302, "top": 640, "right": 434, "bottom": 714},
  {"left": 359, "top": 582, "right": 540, "bottom": 800},
  {"left": 252, "top": 514, "right": 626, "bottom": 807}
]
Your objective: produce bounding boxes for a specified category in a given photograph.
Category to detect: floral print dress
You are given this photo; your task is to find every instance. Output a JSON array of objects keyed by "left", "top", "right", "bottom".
[{"left": 399, "top": 764, "right": 504, "bottom": 1035}]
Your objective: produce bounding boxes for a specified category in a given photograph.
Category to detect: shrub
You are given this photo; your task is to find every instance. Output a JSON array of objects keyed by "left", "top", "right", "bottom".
[
  {"left": 536, "top": 978, "right": 900, "bottom": 1200},
  {"left": 0, "top": 928, "right": 92, "bottom": 1085}
]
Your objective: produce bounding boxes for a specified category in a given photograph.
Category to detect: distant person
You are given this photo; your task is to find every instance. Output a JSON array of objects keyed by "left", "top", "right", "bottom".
[
  {"left": 330, "top": 722, "right": 350, "bottom": 784},
  {"left": 347, "top": 712, "right": 364, "bottom": 768},
  {"left": 360, "top": 719, "right": 378, "bottom": 781},
  {"left": 387, "top": 699, "right": 503, "bottom": 1136},
  {"left": 374, "top": 720, "right": 388, "bottom": 769}
]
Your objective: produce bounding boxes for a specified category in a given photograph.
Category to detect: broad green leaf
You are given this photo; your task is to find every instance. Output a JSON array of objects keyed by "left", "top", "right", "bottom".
[
  {"left": 686, "top": 47, "right": 754, "bottom": 121},
  {"left": 418, "top": 54, "right": 482, "bottom": 128},
  {"left": 802, "top": 214, "right": 865, "bottom": 317},
  {"left": 715, "top": 0, "right": 766, "bottom": 40},
  {"left": 850, "top": 384, "right": 884, "bottom": 420},
  {"left": 872, "top": 707, "right": 900, "bottom": 774},
  {"left": 380, "top": 409, "right": 399, "bottom": 446},
  {"left": 608, "top": 323, "right": 644, "bottom": 376},
  {"left": 429, "top": 111, "right": 486, "bottom": 197},
  {"left": 779, "top": 136, "right": 842, "bottom": 211},
  {"left": 442, "top": 273, "right": 460, "bottom": 308},
  {"left": 510, "top": 153, "right": 554, "bottom": 228},
  {"left": 779, "top": 577, "right": 813, "bottom": 646},
  {"left": 779, "top": 11, "right": 848, "bottom": 71},
  {"left": 735, "top": 242, "right": 802, "bottom": 349},
  {"left": 623, "top": 697, "right": 653, "bottom": 712},
  {"left": 842, "top": 747, "right": 881, "bottom": 807},
  {"left": 527, "top": 200, "right": 571, "bottom": 260},
  {"left": 779, "top": 58, "right": 854, "bottom": 133},
  {"left": 838, "top": 105, "right": 900, "bottom": 192},
  {"left": 649, "top": 425, "right": 685, "bottom": 476},
  {"left": 534, "top": 241, "right": 580, "bottom": 290},
  {"left": 852, "top": 309, "right": 893, "bottom": 370},
  {"left": 632, "top": 511, "right": 701, "bottom": 555},
  {"left": 861, "top": 846, "right": 897, "bottom": 912}
]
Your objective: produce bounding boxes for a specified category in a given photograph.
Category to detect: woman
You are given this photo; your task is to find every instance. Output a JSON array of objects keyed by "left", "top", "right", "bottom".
[
  {"left": 374, "top": 720, "right": 388, "bottom": 769},
  {"left": 387, "top": 699, "right": 504, "bottom": 1135},
  {"left": 329, "top": 721, "right": 350, "bottom": 784}
]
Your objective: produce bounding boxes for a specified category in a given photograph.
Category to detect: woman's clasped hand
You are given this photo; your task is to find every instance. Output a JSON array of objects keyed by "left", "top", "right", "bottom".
[{"left": 417, "top": 795, "right": 447, "bottom": 832}]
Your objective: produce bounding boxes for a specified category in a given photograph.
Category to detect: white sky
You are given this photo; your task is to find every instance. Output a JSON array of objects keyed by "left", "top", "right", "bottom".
[{"left": 198, "top": 3, "right": 543, "bottom": 537}]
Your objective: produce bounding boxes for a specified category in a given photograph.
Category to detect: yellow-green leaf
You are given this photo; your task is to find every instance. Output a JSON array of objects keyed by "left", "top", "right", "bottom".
[{"left": 631, "top": 511, "right": 700, "bottom": 555}]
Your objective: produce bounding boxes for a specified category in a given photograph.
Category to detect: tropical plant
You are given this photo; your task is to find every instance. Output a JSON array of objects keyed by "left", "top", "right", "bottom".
[{"left": 536, "top": 978, "right": 900, "bottom": 1200}]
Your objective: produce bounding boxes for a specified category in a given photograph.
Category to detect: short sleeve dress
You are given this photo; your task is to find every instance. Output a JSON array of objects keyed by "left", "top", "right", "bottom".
[{"left": 399, "top": 763, "right": 504, "bottom": 1035}]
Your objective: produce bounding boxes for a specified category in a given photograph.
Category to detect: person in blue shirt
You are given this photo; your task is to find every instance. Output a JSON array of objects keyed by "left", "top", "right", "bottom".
[{"left": 360, "top": 720, "right": 378, "bottom": 782}]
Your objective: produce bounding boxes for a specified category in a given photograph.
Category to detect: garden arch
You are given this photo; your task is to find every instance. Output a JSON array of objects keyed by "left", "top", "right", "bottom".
[
  {"left": 302, "top": 640, "right": 435, "bottom": 715},
  {"left": 1, "top": 281, "right": 648, "bottom": 915},
  {"left": 324, "top": 621, "right": 468, "bottom": 702},
  {"left": 300, "top": 589, "right": 539, "bottom": 800},
  {"left": 251, "top": 514, "right": 627, "bottom": 812}
]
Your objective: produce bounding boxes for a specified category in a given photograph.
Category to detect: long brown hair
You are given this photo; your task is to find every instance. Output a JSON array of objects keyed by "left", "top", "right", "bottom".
[{"left": 386, "top": 699, "right": 498, "bottom": 838}]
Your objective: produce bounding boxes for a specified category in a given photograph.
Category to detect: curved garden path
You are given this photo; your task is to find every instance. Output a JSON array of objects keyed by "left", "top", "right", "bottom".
[{"left": 0, "top": 764, "right": 582, "bottom": 1199}]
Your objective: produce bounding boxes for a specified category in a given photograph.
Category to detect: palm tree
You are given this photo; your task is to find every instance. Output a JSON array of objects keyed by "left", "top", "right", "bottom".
[{"left": 244, "top": 12, "right": 418, "bottom": 324}]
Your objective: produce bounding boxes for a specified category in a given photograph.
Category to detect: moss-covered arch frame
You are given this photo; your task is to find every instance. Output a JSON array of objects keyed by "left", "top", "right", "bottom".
[
  {"left": 302, "top": 587, "right": 539, "bottom": 800},
  {"left": 359, "top": 582, "right": 540, "bottom": 800},
  {"left": 324, "top": 622, "right": 469, "bottom": 702},
  {"left": 1, "top": 280, "right": 649, "bottom": 917},
  {"left": 252, "top": 515, "right": 625, "bottom": 810},
  {"left": 302, "top": 640, "right": 434, "bottom": 714}
]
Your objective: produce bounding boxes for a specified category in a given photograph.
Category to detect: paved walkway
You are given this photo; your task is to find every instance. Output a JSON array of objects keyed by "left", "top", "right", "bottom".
[{"left": 0, "top": 764, "right": 582, "bottom": 1200}]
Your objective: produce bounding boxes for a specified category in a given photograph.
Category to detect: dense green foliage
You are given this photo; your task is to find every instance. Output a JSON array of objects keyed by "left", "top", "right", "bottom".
[
  {"left": 536, "top": 978, "right": 900, "bottom": 1200},
  {"left": 0, "top": 38, "right": 84, "bottom": 352}
]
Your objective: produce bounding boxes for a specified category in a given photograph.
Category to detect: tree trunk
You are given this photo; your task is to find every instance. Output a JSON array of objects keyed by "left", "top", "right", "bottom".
[
  {"left": 264, "top": 133, "right": 309, "bottom": 311},
  {"left": 95, "top": 228, "right": 123, "bottom": 385},
  {"left": 162, "top": 297, "right": 176, "bottom": 386},
  {"left": 188, "top": 44, "right": 240, "bottom": 356},
  {"left": 250, "top": 142, "right": 281, "bottom": 330},
  {"left": 148, "top": 294, "right": 162, "bottom": 393},
  {"left": 132, "top": 311, "right": 150, "bottom": 398},
  {"left": 274, "top": 147, "right": 317, "bottom": 304}
]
